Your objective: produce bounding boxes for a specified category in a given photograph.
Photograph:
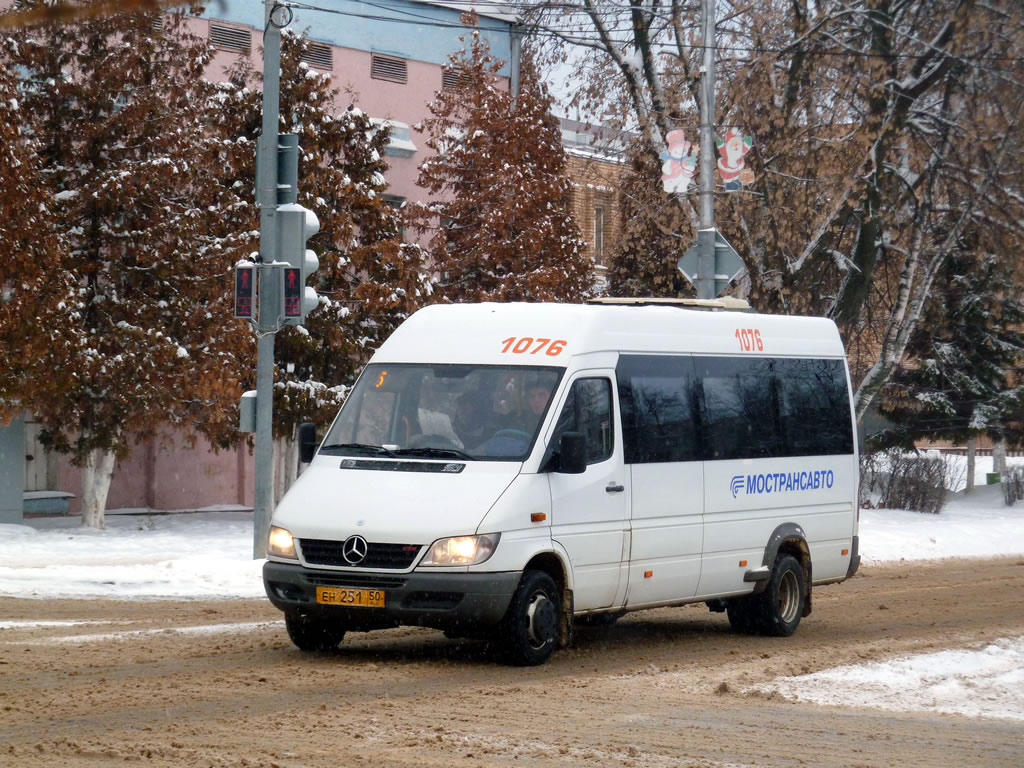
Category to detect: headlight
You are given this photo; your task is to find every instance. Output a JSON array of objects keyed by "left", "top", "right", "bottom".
[
  {"left": 420, "top": 534, "right": 500, "bottom": 566},
  {"left": 267, "top": 525, "right": 297, "bottom": 559}
]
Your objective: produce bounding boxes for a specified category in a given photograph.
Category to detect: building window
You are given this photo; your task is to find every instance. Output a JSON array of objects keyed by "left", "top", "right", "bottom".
[
  {"left": 371, "top": 53, "right": 407, "bottom": 84},
  {"left": 210, "top": 22, "right": 251, "bottom": 54},
  {"left": 593, "top": 205, "right": 606, "bottom": 266},
  {"left": 370, "top": 119, "right": 417, "bottom": 158},
  {"left": 442, "top": 67, "right": 469, "bottom": 90},
  {"left": 302, "top": 42, "right": 333, "bottom": 70}
]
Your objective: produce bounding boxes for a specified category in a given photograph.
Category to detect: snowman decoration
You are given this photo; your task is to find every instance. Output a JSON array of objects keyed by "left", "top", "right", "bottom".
[
  {"left": 660, "top": 130, "right": 699, "bottom": 194},
  {"left": 716, "top": 128, "right": 754, "bottom": 191}
]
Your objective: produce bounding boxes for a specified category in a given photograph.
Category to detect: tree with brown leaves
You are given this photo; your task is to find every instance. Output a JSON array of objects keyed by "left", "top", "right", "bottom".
[
  {"left": 413, "top": 20, "right": 592, "bottom": 304},
  {"left": 4, "top": 4, "right": 252, "bottom": 527}
]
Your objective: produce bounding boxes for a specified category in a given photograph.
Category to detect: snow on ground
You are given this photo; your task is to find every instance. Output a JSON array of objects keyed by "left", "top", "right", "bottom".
[
  {"left": 1, "top": 457, "right": 1022, "bottom": 724},
  {"left": 0, "top": 508, "right": 266, "bottom": 600},
  {"left": 755, "top": 637, "right": 1024, "bottom": 721},
  {"left": 861, "top": 482, "right": 1024, "bottom": 563}
]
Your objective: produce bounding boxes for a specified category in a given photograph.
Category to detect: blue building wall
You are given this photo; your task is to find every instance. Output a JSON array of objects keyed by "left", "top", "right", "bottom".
[
  {"left": 207, "top": 0, "right": 513, "bottom": 74},
  {"left": 0, "top": 414, "right": 24, "bottom": 524}
]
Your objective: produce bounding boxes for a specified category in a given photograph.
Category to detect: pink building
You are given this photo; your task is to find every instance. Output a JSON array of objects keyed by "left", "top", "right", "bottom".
[{"left": 16, "top": 1, "right": 519, "bottom": 515}]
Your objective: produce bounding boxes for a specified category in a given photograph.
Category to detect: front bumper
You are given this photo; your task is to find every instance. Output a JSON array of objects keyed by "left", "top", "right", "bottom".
[{"left": 263, "top": 561, "right": 520, "bottom": 633}]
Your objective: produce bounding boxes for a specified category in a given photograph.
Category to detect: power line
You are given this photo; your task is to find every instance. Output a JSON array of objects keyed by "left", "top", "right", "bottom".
[{"left": 286, "top": 2, "right": 1024, "bottom": 64}]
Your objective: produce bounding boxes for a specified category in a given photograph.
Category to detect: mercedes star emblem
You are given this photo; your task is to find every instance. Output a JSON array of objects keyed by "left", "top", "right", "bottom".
[{"left": 342, "top": 535, "right": 369, "bottom": 565}]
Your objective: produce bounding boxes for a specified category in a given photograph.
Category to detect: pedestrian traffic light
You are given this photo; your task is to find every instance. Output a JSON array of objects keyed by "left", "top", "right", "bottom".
[
  {"left": 276, "top": 202, "right": 320, "bottom": 323},
  {"left": 234, "top": 263, "right": 255, "bottom": 319}
]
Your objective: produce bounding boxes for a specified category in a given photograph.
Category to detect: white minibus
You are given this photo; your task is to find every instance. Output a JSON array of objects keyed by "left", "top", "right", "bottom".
[{"left": 263, "top": 299, "right": 860, "bottom": 665}]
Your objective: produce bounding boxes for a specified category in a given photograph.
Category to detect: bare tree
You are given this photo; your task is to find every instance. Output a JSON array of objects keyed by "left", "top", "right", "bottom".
[{"left": 526, "top": 0, "right": 1024, "bottom": 417}]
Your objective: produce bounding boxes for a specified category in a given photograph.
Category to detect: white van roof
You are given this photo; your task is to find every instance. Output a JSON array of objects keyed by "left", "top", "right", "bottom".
[{"left": 373, "top": 302, "right": 846, "bottom": 365}]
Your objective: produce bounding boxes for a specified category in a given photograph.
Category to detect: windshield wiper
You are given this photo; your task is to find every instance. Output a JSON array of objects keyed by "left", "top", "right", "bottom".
[
  {"left": 391, "top": 447, "right": 475, "bottom": 461},
  {"left": 319, "top": 442, "right": 397, "bottom": 457}
]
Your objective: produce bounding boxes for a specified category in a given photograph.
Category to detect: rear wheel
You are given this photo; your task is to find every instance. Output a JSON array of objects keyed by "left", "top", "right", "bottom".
[
  {"left": 499, "top": 570, "right": 560, "bottom": 666},
  {"left": 727, "top": 555, "right": 806, "bottom": 636},
  {"left": 284, "top": 613, "right": 346, "bottom": 651}
]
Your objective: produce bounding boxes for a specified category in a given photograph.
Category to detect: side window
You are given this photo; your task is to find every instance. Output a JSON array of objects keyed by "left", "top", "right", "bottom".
[
  {"left": 695, "top": 356, "right": 785, "bottom": 460},
  {"left": 551, "top": 378, "right": 614, "bottom": 465},
  {"left": 617, "top": 355, "right": 701, "bottom": 463},
  {"left": 776, "top": 358, "right": 854, "bottom": 456}
]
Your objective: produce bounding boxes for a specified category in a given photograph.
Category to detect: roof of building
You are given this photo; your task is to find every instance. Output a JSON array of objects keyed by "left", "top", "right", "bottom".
[{"left": 413, "top": 0, "right": 519, "bottom": 24}]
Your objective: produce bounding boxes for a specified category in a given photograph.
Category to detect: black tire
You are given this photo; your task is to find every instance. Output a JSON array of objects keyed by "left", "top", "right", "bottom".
[
  {"left": 284, "top": 613, "right": 346, "bottom": 652},
  {"left": 499, "top": 570, "right": 560, "bottom": 666},
  {"left": 753, "top": 554, "right": 807, "bottom": 636},
  {"left": 725, "top": 598, "right": 757, "bottom": 634}
]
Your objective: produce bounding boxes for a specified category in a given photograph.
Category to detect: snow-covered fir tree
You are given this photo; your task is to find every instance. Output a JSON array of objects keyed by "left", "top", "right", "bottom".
[
  {"left": 6, "top": 5, "right": 253, "bottom": 527},
  {"left": 880, "top": 250, "right": 1024, "bottom": 448},
  {"left": 413, "top": 20, "right": 591, "bottom": 303}
]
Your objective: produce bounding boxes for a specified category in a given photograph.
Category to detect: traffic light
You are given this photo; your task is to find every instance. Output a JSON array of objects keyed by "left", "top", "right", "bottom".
[
  {"left": 276, "top": 202, "right": 320, "bottom": 323},
  {"left": 234, "top": 263, "right": 255, "bottom": 319}
]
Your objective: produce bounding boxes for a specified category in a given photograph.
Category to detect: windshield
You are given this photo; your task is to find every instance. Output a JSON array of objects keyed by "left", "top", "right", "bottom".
[{"left": 321, "top": 364, "right": 564, "bottom": 461}]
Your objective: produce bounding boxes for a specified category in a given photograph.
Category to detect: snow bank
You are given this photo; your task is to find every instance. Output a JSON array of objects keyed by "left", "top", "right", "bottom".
[{"left": 755, "top": 637, "right": 1024, "bottom": 721}]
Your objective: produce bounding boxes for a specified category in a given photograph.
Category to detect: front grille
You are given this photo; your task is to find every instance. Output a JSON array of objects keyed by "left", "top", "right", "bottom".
[{"left": 299, "top": 539, "right": 421, "bottom": 569}]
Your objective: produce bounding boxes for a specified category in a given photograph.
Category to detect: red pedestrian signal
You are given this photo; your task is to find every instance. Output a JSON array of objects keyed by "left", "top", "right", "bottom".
[
  {"left": 234, "top": 264, "right": 255, "bottom": 319},
  {"left": 283, "top": 266, "right": 302, "bottom": 318}
]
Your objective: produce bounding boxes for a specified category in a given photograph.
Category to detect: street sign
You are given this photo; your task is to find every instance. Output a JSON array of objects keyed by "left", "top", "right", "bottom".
[
  {"left": 678, "top": 229, "right": 746, "bottom": 296},
  {"left": 234, "top": 264, "right": 255, "bottom": 319},
  {"left": 282, "top": 266, "right": 302, "bottom": 318}
]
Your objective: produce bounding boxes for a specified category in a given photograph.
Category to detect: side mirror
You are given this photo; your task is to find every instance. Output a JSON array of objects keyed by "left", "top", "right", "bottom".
[
  {"left": 298, "top": 422, "right": 317, "bottom": 464},
  {"left": 557, "top": 432, "right": 586, "bottom": 474}
]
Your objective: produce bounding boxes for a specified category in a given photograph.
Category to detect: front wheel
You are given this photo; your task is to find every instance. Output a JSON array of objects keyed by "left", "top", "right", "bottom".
[
  {"left": 498, "top": 570, "right": 560, "bottom": 666},
  {"left": 285, "top": 613, "right": 346, "bottom": 651}
]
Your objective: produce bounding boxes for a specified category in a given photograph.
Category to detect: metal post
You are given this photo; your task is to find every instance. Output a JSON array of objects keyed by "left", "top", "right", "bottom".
[
  {"left": 253, "top": 0, "right": 285, "bottom": 559},
  {"left": 697, "top": 0, "right": 717, "bottom": 300}
]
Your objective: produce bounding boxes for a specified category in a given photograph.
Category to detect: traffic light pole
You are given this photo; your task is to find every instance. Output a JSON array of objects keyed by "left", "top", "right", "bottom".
[
  {"left": 696, "top": 0, "right": 717, "bottom": 300},
  {"left": 253, "top": 0, "right": 285, "bottom": 559}
]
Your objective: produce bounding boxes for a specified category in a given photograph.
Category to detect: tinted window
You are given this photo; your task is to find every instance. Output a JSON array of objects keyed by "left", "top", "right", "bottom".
[
  {"left": 550, "top": 378, "right": 614, "bottom": 465},
  {"left": 695, "top": 356, "right": 785, "bottom": 460},
  {"left": 776, "top": 358, "right": 853, "bottom": 456},
  {"left": 617, "top": 355, "right": 701, "bottom": 463}
]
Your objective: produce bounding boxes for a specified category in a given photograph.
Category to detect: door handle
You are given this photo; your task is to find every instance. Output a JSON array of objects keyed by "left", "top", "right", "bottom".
[{"left": 606, "top": 483, "right": 624, "bottom": 493}]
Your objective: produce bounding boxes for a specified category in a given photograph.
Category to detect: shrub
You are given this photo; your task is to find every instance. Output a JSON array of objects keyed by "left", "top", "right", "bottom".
[
  {"left": 1004, "top": 465, "right": 1024, "bottom": 507},
  {"left": 881, "top": 452, "right": 954, "bottom": 514}
]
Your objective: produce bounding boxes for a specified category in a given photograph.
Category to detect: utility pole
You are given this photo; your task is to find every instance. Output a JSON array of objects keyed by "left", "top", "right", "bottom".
[
  {"left": 696, "top": 0, "right": 717, "bottom": 301},
  {"left": 252, "top": 0, "right": 286, "bottom": 559}
]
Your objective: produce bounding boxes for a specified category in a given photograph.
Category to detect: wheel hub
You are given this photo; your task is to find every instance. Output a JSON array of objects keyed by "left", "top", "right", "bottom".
[{"left": 526, "top": 593, "right": 557, "bottom": 648}]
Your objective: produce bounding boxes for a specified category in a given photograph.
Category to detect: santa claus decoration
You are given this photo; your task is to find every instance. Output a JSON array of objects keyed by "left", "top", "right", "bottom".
[{"left": 716, "top": 128, "right": 754, "bottom": 191}]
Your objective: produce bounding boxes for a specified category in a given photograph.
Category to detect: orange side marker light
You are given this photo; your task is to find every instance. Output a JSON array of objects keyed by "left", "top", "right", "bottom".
[
  {"left": 739, "top": 560, "right": 747, "bottom": 568},
  {"left": 531, "top": 512, "right": 547, "bottom": 523},
  {"left": 842, "top": 548, "right": 849, "bottom": 556},
  {"left": 644, "top": 570, "right": 653, "bottom": 579}
]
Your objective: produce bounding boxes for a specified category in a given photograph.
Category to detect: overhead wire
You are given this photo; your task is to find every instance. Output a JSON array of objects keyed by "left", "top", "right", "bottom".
[{"left": 280, "top": 1, "right": 1024, "bottom": 64}]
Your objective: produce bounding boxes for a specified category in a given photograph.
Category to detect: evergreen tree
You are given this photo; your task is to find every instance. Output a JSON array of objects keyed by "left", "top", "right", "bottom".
[
  {"left": 880, "top": 250, "right": 1024, "bottom": 448},
  {"left": 607, "top": 142, "right": 695, "bottom": 298},
  {"left": 6, "top": 4, "right": 252, "bottom": 527},
  {"left": 216, "top": 30, "right": 433, "bottom": 435},
  {"left": 413, "top": 22, "right": 591, "bottom": 303}
]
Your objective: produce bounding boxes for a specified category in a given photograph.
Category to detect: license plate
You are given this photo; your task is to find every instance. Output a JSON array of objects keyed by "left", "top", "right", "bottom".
[{"left": 315, "top": 586, "right": 386, "bottom": 607}]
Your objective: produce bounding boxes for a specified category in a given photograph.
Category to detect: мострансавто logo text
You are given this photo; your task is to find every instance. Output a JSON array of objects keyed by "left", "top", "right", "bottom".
[{"left": 730, "top": 470, "right": 835, "bottom": 499}]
